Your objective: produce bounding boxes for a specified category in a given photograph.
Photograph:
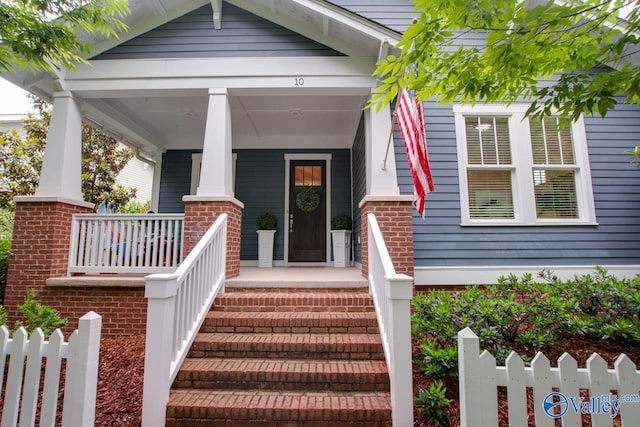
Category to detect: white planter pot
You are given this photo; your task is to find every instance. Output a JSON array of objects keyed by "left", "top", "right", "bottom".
[
  {"left": 257, "top": 230, "right": 276, "bottom": 268},
  {"left": 331, "top": 230, "right": 352, "bottom": 268}
]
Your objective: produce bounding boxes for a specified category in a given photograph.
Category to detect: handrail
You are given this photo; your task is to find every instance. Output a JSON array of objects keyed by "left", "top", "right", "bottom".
[
  {"left": 141, "top": 214, "right": 227, "bottom": 427},
  {"left": 367, "top": 213, "right": 414, "bottom": 426},
  {"left": 68, "top": 213, "right": 184, "bottom": 274}
]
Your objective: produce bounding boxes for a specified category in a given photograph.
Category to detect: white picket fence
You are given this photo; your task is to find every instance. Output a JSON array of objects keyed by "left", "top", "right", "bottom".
[
  {"left": 142, "top": 213, "right": 227, "bottom": 427},
  {"left": 458, "top": 327, "right": 640, "bottom": 427},
  {"left": 68, "top": 214, "right": 184, "bottom": 274},
  {"left": 0, "top": 312, "right": 102, "bottom": 427},
  {"left": 367, "top": 214, "right": 414, "bottom": 426}
]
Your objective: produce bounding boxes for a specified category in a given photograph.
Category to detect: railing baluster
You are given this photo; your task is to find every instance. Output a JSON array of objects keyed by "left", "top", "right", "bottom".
[
  {"left": 68, "top": 214, "right": 185, "bottom": 274},
  {"left": 143, "top": 214, "right": 227, "bottom": 427},
  {"left": 367, "top": 214, "right": 413, "bottom": 427}
]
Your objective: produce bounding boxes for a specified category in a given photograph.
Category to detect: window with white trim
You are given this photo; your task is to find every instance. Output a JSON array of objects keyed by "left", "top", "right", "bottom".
[{"left": 454, "top": 105, "right": 597, "bottom": 226}]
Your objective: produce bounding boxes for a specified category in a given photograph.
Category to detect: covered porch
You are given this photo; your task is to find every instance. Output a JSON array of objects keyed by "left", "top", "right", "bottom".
[{"left": 4, "top": 0, "right": 416, "bottom": 338}]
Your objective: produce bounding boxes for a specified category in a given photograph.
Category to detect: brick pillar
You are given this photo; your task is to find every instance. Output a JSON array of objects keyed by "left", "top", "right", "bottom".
[
  {"left": 183, "top": 198, "right": 243, "bottom": 278},
  {"left": 5, "top": 198, "right": 93, "bottom": 321},
  {"left": 360, "top": 198, "right": 414, "bottom": 279}
]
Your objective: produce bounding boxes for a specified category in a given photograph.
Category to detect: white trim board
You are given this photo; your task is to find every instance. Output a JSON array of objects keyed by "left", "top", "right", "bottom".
[{"left": 415, "top": 265, "right": 640, "bottom": 286}]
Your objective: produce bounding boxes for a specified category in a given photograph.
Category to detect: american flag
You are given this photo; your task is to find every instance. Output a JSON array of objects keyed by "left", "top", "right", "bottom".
[{"left": 396, "top": 88, "right": 434, "bottom": 219}]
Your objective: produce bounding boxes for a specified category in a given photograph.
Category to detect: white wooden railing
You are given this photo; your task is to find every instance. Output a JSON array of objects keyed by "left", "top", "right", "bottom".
[
  {"left": 459, "top": 327, "right": 640, "bottom": 427},
  {"left": 0, "top": 312, "right": 102, "bottom": 427},
  {"left": 68, "top": 214, "right": 184, "bottom": 274},
  {"left": 141, "top": 213, "right": 227, "bottom": 427},
  {"left": 366, "top": 213, "right": 414, "bottom": 426}
]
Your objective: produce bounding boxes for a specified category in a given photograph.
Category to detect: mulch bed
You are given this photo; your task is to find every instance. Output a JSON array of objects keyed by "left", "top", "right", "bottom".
[{"left": 95, "top": 334, "right": 145, "bottom": 427}]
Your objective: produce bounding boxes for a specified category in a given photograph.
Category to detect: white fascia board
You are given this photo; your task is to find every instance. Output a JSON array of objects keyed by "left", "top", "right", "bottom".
[
  {"left": 415, "top": 265, "right": 640, "bottom": 286},
  {"left": 226, "top": 0, "right": 400, "bottom": 57},
  {"left": 69, "top": 57, "right": 376, "bottom": 80},
  {"left": 65, "top": 57, "right": 378, "bottom": 93}
]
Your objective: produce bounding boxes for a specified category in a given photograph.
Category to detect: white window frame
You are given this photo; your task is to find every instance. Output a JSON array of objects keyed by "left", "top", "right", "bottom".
[{"left": 454, "top": 104, "right": 597, "bottom": 226}]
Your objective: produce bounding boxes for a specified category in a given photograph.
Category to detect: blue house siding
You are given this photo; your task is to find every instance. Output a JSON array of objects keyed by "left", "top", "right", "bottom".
[
  {"left": 94, "top": 2, "right": 342, "bottom": 60},
  {"left": 158, "top": 149, "right": 352, "bottom": 261},
  {"left": 396, "top": 101, "right": 640, "bottom": 268},
  {"left": 236, "top": 149, "right": 352, "bottom": 261},
  {"left": 158, "top": 150, "right": 200, "bottom": 213},
  {"left": 352, "top": 114, "right": 366, "bottom": 263},
  {"left": 330, "top": 0, "right": 418, "bottom": 32}
]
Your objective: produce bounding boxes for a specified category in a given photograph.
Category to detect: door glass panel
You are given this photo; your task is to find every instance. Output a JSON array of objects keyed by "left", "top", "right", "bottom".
[{"left": 294, "top": 166, "right": 322, "bottom": 186}]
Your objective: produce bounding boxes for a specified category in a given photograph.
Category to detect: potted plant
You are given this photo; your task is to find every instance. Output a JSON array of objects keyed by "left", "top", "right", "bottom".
[
  {"left": 330, "top": 214, "right": 352, "bottom": 267},
  {"left": 256, "top": 213, "right": 278, "bottom": 268}
]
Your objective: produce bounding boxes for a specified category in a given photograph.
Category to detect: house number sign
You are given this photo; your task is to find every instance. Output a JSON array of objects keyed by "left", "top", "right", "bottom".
[{"left": 294, "top": 77, "right": 305, "bottom": 86}]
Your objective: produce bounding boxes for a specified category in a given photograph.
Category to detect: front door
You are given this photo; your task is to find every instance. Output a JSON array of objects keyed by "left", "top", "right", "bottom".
[{"left": 288, "top": 160, "right": 326, "bottom": 262}]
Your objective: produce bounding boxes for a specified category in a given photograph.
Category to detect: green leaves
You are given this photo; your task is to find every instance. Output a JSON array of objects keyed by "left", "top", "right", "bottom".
[
  {"left": 415, "top": 380, "right": 453, "bottom": 426},
  {"left": 372, "top": 0, "right": 640, "bottom": 122},
  {"left": 15, "top": 289, "right": 67, "bottom": 337},
  {"left": 0, "top": 98, "right": 136, "bottom": 211},
  {"left": 0, "top": 0, "right": 130, "bottom": 73}
]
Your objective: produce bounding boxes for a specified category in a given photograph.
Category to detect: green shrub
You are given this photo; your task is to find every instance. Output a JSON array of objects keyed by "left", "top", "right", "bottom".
[
  {"left": 0, "top": 208, "right": 13, "bottom": 305},
  {"left": 15, "top": 290, "right": 67, "bottom": 337},
  {"left": 331, "top": 214, "right": 352, "bottom": 230},
  {"left": 0, "top": 305, "right": 7, "bottom": 326},
  {"left": 119, "top": 198, "right": 151, "bottom": 214},
  {"left": 411, "top": 267, "right": 640, "bottom": 380},
  {"left": 256, "top": 213, "right": 278, "bottom": 230},
  {"left": 561, "top": 267, "right": 640, "bottom": 345},
  {"left": 417, "top": 340, "right": 458, "bottom": 377},
  {"left": 415, "top": 380, "right": 453, "bottom": 426}
]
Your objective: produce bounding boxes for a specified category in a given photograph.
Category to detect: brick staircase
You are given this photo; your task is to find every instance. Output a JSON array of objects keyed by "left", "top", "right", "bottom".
[{"left": 165, "top": 287, "right": 392, "bottom": 426}]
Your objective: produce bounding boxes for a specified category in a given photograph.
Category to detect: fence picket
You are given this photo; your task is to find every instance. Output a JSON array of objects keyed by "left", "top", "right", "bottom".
[
  {"left": 531, "top": 352, "right": 554, "bottom": 427},
  {"left": 460, "top": 330, "right": 640, "bottom": 427},
  {"left": 615, "top": 354, "right": 640, "bottom": 424},
  {"left": 0, "top": 326, "right": 9, "bottom": 389},
  {"left": 41, "top": 330, "right": 65, "bottom": 427},
  {"left": 2, "top": 328, "right": 29, "bottom": 427},
  {"left": 587, "top": 353, "right": 612, "bottom": 427},
  {"left": 458, "top": 327, "right": 482, "bottom": 427},
  {"left": 558, "top": 353, "right": 581, "bottom": 427},
  {"left": 0, "top": 314, "right": 101, "bottom": 427},
  {"left": 20, "top": 329, "right": 45, "bottom": 427},
  {"left": 505, "top": 351, "right": 527, "bottom": 427}
]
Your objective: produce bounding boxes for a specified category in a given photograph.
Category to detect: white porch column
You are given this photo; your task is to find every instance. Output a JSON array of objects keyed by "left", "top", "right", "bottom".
[
  {"left": 365, "top": 96, "right": 401, "bottom": 196},
  {"left": 196, "top": 88, "right": 233, "bottom": 197},
  {"left": 35, "top": 91, "right": 84, "bottom": 202}
]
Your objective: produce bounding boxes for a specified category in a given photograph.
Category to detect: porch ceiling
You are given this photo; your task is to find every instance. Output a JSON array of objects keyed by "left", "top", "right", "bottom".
[{"left": 93, "top": 91, "right": 367, "bottom": 151}]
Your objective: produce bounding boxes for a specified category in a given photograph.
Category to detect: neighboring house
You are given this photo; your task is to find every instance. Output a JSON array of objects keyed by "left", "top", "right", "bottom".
[{"left": 1, "top": 0, "right": 639, "bottom": 334}]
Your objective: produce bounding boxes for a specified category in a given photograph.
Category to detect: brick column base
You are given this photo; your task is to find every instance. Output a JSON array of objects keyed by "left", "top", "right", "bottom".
[
  {"left": 5, "top": 198, "right": 92, "bottom": 324},
  {"left": 360, "top": 198, "right": 414, "bottom": 280},
  {"left": 183, "top": 198, "right": 243, "bottom": 278}
]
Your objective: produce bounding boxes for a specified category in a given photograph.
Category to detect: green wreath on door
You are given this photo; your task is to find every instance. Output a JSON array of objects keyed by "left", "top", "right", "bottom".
[{"left": 296, "top": 188, "right": 320, "bottom": 212}]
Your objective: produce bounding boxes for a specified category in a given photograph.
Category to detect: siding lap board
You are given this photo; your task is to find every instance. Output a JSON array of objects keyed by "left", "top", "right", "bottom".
[
  {"left": 94, "top": 2, "right": 342, "bottom": 60},
  {"left": 397, "top": 101, "right": 640, "bottom": 268}
]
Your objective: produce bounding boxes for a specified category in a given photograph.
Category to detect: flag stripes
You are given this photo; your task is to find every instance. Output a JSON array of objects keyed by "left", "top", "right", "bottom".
[{"left": 396, "top": 88, "right": 434, "bottom": 218}]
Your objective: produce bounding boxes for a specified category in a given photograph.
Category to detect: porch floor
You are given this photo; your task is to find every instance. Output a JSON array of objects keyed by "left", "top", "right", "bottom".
[{"left": 227, "top": 267, "right": 366, "bottom": 288}]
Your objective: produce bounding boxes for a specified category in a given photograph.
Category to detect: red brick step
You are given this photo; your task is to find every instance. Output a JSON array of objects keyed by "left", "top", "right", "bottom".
[
  {"left": 173, "top": 358, "right": 390, "bottom": 391},
  {"left": 168, "top": 287, "right": 391, "bottom": 426},
  {"left": 211, "top": 291, "right": 375, "bottom": 312},
  {"left": 202, "top": 311, "right": 379, "bottom": 334},
  {"left": 188, "top": 332, "right": 385, "bottom": 360},
  {"left": 165, "top": 389, "right": 392, "bottom": 426}
]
